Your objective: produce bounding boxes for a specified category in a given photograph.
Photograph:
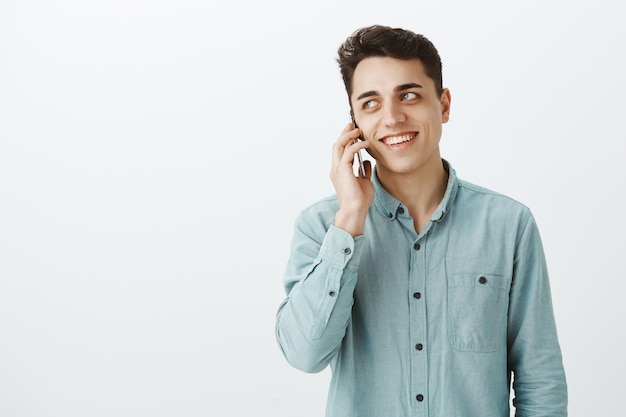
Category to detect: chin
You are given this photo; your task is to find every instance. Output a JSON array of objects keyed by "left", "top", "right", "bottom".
[{"left": 378, "top": 162, "right": 420, "bottom": 176}]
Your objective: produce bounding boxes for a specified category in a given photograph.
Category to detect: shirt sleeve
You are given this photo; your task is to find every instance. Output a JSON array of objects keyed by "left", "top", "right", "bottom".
[
  {"left": 508, "top": 212, "right": 568, "bottom": 416},
  {"left": 275, "top": 209, "right": 365, "bottom": 373}
]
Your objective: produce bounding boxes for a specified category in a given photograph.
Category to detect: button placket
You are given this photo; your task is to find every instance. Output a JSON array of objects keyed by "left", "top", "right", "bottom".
[{"left": 409, "top": 236, "right": 427, "bottom": 410}]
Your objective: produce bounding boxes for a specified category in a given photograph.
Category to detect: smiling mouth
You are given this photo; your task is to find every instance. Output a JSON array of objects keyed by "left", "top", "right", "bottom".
[{"left": 381, "top": 133, "right": 416, "bottom": 145}]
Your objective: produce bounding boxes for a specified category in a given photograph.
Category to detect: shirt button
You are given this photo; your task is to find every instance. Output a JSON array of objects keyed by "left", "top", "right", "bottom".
[
  {"left": 343, "top": 247, "right": 351, "bottom": 255},
  {"left": 397, "top": 207, "right": 405, "bottom": 215},
  {"left": 413, "top": 242, "right": 421, "bottom": 250},
  {"left": 416, "top": 394, "right": 424, "bottom": 402},
  {"left": 388, "top": 212, "right": 393, "bottom": 219},
  {"left": 329, "top": 291, "right": 336, "bottom": 297},
  {"left": 479, "top": 276, "right": 487, "bottom": 284},
  {"left": 413, "top": 292, "right": 421, "bottom": 300},
  {"left": 415, "top": 343, "right": 423, "bottom": 350}
]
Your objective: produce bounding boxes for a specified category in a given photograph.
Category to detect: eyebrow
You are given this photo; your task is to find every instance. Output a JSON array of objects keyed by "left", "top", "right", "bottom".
[{"left": 356, "top": 83, "right": 423, "bottom": 101}]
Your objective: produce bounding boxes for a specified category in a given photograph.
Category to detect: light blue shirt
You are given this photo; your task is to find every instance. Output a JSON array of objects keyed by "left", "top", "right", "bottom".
[{"left": 276, "top": 161, "right": 567, "bottom": 417}]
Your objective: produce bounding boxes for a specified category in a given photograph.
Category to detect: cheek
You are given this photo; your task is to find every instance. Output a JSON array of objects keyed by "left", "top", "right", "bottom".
[
  {"left": 361, "top": 121, "right": 381, "bottom": 144},
  {"left": 364, "top": 143, "right": 381, "bottom": 160},
  {"left": 422, "top": 112, "right": 444, "bottom": 132}
]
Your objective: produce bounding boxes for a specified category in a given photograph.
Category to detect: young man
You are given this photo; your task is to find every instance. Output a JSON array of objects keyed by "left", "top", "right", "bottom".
[{"left": 275, "top": 25, "right": 567, "bottom": 417}]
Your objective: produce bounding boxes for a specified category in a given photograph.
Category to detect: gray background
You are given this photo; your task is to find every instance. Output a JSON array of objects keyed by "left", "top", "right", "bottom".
[{"left": 1, "top": 0, "right": 624, "bottom": 415}]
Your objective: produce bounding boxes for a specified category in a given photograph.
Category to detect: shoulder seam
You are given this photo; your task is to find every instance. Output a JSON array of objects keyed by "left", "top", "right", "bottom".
[{"left": 457, "top": 179, "right": 530, "bottom": 210}]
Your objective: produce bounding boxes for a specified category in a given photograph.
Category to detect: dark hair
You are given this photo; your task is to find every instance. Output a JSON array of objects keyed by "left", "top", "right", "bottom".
[{"left": 337, "top": 25, "right": 443, "bottom": 100}]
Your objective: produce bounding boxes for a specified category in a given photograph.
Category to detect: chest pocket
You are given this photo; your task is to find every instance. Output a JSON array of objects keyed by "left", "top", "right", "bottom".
[{"left": 447, "top": 273, "right": 510, "bottom": 352}]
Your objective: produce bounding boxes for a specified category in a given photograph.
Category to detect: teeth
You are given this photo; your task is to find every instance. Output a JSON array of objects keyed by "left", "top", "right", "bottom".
[{"left": 383, "top": 134, "right": 413, "bottom": 145}]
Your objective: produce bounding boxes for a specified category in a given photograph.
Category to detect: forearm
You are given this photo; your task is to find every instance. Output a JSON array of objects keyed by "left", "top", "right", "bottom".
[
  {"left": 509, "top": 296, "right": 567, "bottom": 416},
  {"left": 276, "top": 224, "right": 363, "bottom": 373},
  {"left": 508, "top": 214, "right": 568, "bottom": 416},
  {"left": 278, "top": 124, "right": 372, "bottom": 373}
]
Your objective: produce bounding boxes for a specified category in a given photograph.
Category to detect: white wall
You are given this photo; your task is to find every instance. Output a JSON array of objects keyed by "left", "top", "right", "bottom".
[{"left": 1, "top": 0, "right": 624, "bottom": 415}]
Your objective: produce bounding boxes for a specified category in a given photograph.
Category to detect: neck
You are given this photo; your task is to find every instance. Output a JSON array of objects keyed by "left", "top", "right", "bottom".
[{"left": 377, "top": 157, "right": 448, "bottom": 228}]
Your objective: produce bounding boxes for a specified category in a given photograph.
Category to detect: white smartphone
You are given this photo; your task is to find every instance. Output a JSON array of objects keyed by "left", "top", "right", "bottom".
[{"left": 351, "top": 116, "right": 366, "bottom": 178}]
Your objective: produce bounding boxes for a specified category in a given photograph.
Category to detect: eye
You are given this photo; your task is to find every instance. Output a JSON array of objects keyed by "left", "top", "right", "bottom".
[
  {"left": 401, "top": 92, "right": 419, "bottom": 100},
  {"left": 363, "top": 100, "right": 377, "bottom": 109}
]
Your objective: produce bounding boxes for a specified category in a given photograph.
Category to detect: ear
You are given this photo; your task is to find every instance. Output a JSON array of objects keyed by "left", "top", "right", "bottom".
[{"left": 440, "top": 88, "right": 451, "bottom": 123}]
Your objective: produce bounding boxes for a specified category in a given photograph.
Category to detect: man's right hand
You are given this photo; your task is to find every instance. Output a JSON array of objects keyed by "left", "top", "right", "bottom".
[{"left": 330, "top": 123, "right": 374, "bottom": 237}]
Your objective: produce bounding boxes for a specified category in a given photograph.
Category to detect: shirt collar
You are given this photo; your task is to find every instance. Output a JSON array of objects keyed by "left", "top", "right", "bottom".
[{"left": 372, "top": 159, "right": 458, "bottom": 222}]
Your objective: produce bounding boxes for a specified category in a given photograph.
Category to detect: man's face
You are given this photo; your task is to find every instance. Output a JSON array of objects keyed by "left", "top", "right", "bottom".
[{"left": 350, "top": 57, "right": 451, "bottom": 178}]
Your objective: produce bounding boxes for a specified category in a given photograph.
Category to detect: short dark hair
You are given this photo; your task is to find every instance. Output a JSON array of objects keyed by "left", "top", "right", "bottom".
[{"left": 337, "top": 25, "right": 443, "bottom": 101}]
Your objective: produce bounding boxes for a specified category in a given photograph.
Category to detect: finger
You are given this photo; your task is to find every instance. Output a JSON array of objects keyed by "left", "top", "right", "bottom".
[
  {"left": 332, "top": 123, "right": 354, "bottom": 162},
  {"left": 340, "top": 138, "right": 369, "bottom": 165},
  {"left": 332, "top": 125, "right": 361, "bottom": 166},
  {"left": 337, "top": 124, "right": 361, "bottom": 147}
]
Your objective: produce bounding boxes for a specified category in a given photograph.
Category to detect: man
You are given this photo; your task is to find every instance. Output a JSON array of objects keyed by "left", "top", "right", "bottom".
[{"left": 275, "top": 25, "right": 567, "bottom": 417}]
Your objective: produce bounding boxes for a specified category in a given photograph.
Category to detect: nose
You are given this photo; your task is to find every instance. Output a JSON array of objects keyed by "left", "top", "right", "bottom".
[{"left": 381, "top": 101, "right": 406, "bottom": 127}]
